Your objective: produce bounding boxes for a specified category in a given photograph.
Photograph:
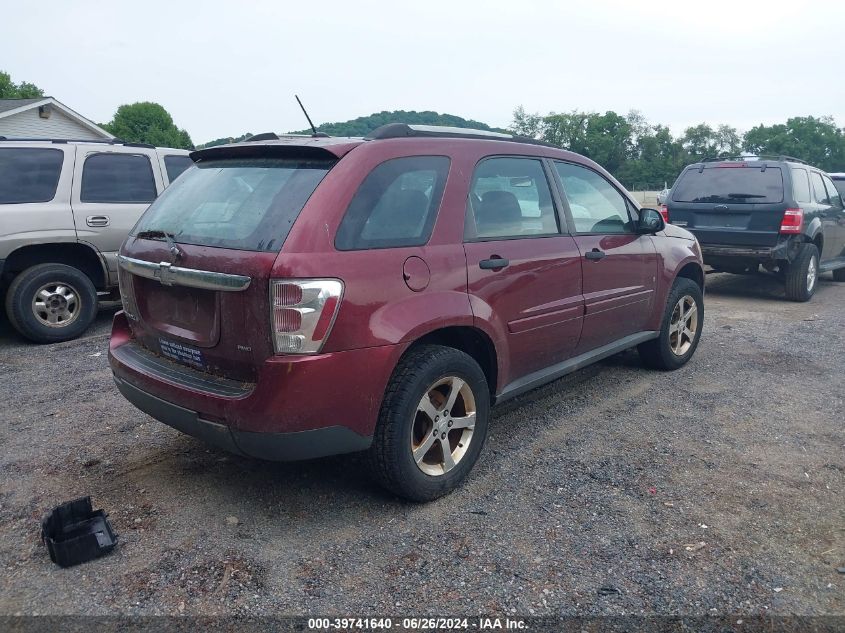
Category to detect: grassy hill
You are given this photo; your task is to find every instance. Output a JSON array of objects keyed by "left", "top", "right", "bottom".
[{"left": 198, "top": 110, "right": 501, "bottom": 148}]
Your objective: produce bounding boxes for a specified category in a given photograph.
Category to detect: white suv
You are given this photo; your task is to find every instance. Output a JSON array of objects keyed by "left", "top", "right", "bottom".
[{"left": 0, "top": 138, "right": 191, "bottom": 342}]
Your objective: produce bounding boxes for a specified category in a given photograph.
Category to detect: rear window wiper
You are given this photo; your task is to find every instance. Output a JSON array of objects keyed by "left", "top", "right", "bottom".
[{"left": 135, "top": 229, "right": 183, "bottom": 259}]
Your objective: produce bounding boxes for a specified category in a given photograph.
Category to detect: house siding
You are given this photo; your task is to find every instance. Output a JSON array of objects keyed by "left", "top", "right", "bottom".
[{"left": 0, "top": 107, "right": 106, "bottom": 140}]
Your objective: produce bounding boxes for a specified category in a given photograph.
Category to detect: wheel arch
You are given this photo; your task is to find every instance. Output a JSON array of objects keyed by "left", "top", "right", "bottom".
[
  {"left": 2, "top": 242, "right": 107, "bottom": 289},
  {"left": 403, "top": 326, "right": 499, "bottom": 398},
  {"left": 676, "top": 260, "right": 705, "bottom": 291}
]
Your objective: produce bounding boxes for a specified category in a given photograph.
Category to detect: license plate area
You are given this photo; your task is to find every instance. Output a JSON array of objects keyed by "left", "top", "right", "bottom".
[{"left": 159, "top": 338, "right": 206, "bottom": 370}]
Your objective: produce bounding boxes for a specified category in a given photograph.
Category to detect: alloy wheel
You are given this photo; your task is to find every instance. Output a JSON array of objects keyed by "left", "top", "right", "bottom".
[
  {"left": 31, "top": 282, "right": 81, "bottom": 328},
  {"left": 669, "top": 295, "right": 698, "bottom": 357},
  {"left": 807, "top": 255, "right": 817, "bottom": 293},
  {"left": 411, "top": 376, "right": 477, "bottom": 476}
]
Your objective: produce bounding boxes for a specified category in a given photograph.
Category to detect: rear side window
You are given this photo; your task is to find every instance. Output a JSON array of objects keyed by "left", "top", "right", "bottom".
[
  {"left": 335, "top": 156, "right": 450, "bottom": 250},
  {"left": 832, "top": 178, "right": 845, "bottom": 199},
  {"left": 822, "top": 175, "right": 843, "bottom": 208},
  {"left": 0, "top": 148, "right": 64, "bottom": 204},
  {"left": 164, "top": 155, "right": 193, "bottom": 183},
  {"left": 133, "top": 157, "right": 335, "bottom": 252},
  {"left": 672, "top": 166, "right": 784, "bottom": 204},
  {"left": 791, "top": 168, "right": 811, "bottom": 204},
  {"left": 81, "top": 153, "right": 157, "bottom": 203},
  {"left": 466, "top": 157, "right": 559, "bottom": 240},
  {"left": 810, "top": 172, "right": 829, "bottom": 204}
]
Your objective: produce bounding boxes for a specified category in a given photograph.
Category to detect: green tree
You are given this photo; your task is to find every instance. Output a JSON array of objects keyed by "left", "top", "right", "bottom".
[
  {"left": 102, "top": 102, "right": 193, "bottom": 149},
  {"left": 681, "top": 123, "right": 742, "bottom": 161},
  {"left": 510, "top": 106, "right": 544, "bottom": 138},
  {"left": 0, "top": 70, "right": 45, "bottom": 99},
  {"left": 744, "top": 116, "right": 845, "bottom": 171}
]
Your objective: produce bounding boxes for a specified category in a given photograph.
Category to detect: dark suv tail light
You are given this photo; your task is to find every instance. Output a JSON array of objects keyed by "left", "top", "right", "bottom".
[
  {"left": 780, "top": 208, "right": 803, "bottom": 234},
  {"left": 270, "top": 279, "right": 343, "bottom": 354},
  {"left": 659, "top": 204, "right": 670, "bottom": 223}
]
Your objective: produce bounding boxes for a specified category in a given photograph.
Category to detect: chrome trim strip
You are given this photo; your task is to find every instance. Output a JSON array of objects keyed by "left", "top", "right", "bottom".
[{"left": 118, "top": 255, "right": 251, "bottom": 292}]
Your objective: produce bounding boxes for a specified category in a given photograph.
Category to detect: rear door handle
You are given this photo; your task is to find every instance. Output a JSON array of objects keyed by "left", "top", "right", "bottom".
[
  {"left": 86, "top": 215, "right": 110, "bottom": 227},
  {"left": 585, "top": 248, "right": 606, "bottom": 261},
  {"left": 479, "top": 256, "right": 509, "bottom": 270}
]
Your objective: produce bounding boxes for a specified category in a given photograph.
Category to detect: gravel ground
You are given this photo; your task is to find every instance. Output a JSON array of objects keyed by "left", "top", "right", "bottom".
[{"left": 0, "top": 272, "right": 843, "bottom": 618}]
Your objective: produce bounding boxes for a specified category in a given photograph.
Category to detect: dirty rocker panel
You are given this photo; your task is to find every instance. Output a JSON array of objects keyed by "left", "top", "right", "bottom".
[{"left": 497, "top": 331, "right": 659, "bottom": 402}]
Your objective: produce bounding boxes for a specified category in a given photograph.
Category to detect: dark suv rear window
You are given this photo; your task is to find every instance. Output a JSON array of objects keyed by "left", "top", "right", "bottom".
[
  {"left": 132, "top": 157, "right": 335, "bottom": 252},
  {"left": 0, "top": 148, "right": 64, "bottom": 204},
  {"left": 672, "top": 166, "right": 784, "bottom": 204}
]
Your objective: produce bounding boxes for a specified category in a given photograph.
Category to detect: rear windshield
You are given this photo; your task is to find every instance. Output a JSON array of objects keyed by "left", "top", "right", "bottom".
[
  {"left": 672, "top": 166, "right": 784, "bottom": 204},
  {"left": 132, "top": 157, "right": 335, "bottom": 252}
]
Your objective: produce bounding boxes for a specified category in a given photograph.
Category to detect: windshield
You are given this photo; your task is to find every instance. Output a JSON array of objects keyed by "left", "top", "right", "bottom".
[
  {"left": 132, "top": 157, "right": 335, "bottom": 252},
  {"left": 672, "top": 166, "right": 784, "bottom": 204}
]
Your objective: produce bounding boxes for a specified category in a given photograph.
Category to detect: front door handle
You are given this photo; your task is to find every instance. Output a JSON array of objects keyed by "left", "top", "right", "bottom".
[
  {"left": 479, "top": 256, "right": 509, "bottom": 270},
  {"left": 585, "top": 248, "right": 606, "bottom": 261},
  {"left": 86, "top": 215, "right": 110, "bottom": 227}
]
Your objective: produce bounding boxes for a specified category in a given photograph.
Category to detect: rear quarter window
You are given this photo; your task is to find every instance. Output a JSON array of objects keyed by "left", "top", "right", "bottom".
[
  {"left": 672, "top": 166, "right": 784, "bottom": 204},
  {"left": 0, "top": 148, "right": 64, "bottom": 204},
  {"left": 335, "top": 156, "right": 450, "bottom": 250},
  {"left": 81, "top": 153, "right": 157, "bottom": 203},
  {"left": 791, "top": 168, "right": 811, "bottom": 204},
  {"left": 164, "top": 155, "right": 193, "bottom": 183}
]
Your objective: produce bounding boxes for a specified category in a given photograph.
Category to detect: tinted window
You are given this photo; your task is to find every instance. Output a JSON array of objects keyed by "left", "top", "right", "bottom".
[
  {"left": 465, "top": 157, "right": 558, "bottom": 240},
  {"left": 672, "top": 166, "right": 784, "bottom": 204},
  {"left": 0, "top": 148, "right": 64, "bottom": 204},
  {"left": 133, "top": 157, "right": 335, "bottom": 252},
  {"left": 810, "top": 172, "right": 829, "bottom": 204},
  {"left": 335, "top": 156, "right": 450, "bottom": 250},
  {"left": 81, "top": 153, "right": 157, "bottom": 203},
  {"left": 791, "top": 168, "right": 811, "bottom": 204},
  {"left": 164, "top": 155, "right": 193, "bottom": 183},
  {"left": 555, "top": 161, "right": 632, "bottom": 234},
  {"left": 822, "top": 175, "right": 843, "bottom": 208},
  {"left": 832, "top": 178, "right": 845, "bottom": 199}
]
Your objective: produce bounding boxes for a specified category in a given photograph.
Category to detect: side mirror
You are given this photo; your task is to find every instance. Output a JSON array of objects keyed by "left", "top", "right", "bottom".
[{"left": 637, "top": 208, "right": 665, "bottom": 234}]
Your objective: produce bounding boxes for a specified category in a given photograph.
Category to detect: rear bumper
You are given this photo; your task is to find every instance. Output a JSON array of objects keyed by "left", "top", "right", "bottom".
[
  {"left": 109, "top": 311, "right": 401, "bottom": 460},
  {"left": 700, "top": 238, "right": 795, "bottom": 262},
  {"left": 113, "top": 375, "right": 371, "bottom": 460}
]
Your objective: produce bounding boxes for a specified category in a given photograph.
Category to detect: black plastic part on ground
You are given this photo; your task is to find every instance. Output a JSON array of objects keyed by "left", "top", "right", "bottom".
[{"left": 41, "top": 497, "right": 117, "bottom": 568}]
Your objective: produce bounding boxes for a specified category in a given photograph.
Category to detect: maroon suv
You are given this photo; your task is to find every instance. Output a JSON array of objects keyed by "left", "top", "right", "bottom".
[{"left": 109, "top": 124, "right": 705, "bottom": 501}]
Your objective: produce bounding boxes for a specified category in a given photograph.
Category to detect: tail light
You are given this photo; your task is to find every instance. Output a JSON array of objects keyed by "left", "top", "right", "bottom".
[
  {"left": 270, "top": 279, "right": 343, "bottom": 354},
  {"left": 780, "top": 208, "right": 803, "bottom": 234},
  {"left": 659, "top": 204, "right": 670, "bottom": 223},
  {"left": 117, "top": 267, "right": 139, "bottom": 321}
]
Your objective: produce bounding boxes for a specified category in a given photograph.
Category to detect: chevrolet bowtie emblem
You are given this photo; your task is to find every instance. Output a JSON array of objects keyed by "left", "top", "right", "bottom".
[{"left": 155, "top": 262, "right": 176, "bottom": 286}]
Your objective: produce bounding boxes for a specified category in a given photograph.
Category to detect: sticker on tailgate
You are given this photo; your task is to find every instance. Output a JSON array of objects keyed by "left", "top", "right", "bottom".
[{"left": 159, "top": 338, "right": 205, "bottom": 369}]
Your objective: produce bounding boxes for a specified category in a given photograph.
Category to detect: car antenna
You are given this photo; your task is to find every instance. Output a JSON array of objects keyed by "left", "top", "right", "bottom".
[{"left": 295, "top": 95, "right": 328, "bottom": 138}]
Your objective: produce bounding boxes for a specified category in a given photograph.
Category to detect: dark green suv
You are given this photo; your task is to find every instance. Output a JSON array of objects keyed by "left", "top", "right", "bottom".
[{"left": 666, "top": 156, "right": 845, "bottom": 301}]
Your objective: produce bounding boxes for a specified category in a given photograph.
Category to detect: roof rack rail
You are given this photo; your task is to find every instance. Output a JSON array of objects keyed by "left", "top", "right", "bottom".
[
  {"left": 701, "top": 154, "right": 809, "bottom": 165},
  {"left": 364, "top": 123, "right": 555, "bottom": 147},
  {"left": 0, "top": 137, "right": 155, "bottom": 149}
]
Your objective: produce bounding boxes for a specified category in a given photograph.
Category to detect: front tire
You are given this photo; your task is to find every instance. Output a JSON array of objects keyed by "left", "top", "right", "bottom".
[
  {"left": 367, "top": 345, "right": 490, "bottom": 502},
  {"left": 638, "top": 277, "right": 704, "bottom": 371},
  {"left": 784, "top": 243, "right": 819, "bottom": 302},
  {"left": 5, "top": 263, "right": 98, "bottom": 343}
]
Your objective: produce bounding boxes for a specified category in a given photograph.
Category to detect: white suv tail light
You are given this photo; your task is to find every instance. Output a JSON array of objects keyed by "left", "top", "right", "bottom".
[{"left": 270, "top": 279, "right": 343, "bottom": 354}]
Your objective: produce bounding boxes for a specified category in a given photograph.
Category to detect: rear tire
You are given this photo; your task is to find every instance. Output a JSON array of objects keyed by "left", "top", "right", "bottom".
[
  {"left": 832, "top": 267, "right": 845, "bottom": 282},
  {"left": 4, "top": 264, "right": 98, "bottom": 343},
  {"left": 367, "top": 344, "right": 490, "bottom": 502},
  {"left": 784, "top": 243, "right": 819, "bottom": 302},
  {"left": 638, "top": 277, "right": 704, "bottom": 371}
]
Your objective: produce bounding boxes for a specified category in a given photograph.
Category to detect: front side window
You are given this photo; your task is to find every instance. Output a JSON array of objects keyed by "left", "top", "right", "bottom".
[
  {"left": 133, "top": 157, "right": 335, "bottom": 252},
  {"left": 0, "top": 148, "right": 64, "bottom": 204},
  {"left": 164, "top": 155, "right": 193, "bottom": 183},
  {"left": 810, "top": 172, "right": 829, "bottom": 205},
  {"left": 555, "top": 161, "right": 633, "bottom": 234},
  {"left": 791, "top": 168, "right": 811, "bottom": 204},
  {"left": 335, "top": 156, "right": 450, "bottom": 250},
  {"left": 81, "top": 153, "right": 157, "bottom": 203},
  {"left": 465, "top": 157, "right": 558, "bottom": 240}
]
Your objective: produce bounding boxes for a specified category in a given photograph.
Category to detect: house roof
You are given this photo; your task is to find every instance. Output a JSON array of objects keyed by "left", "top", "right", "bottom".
[{"left": 0, "top": 97, "right": 114, "bottom": 139}]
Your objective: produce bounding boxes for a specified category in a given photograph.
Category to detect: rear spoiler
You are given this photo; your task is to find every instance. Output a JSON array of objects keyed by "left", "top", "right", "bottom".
[{"left": 190, "top": 140, "right": 359, "bottom": 163}]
